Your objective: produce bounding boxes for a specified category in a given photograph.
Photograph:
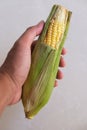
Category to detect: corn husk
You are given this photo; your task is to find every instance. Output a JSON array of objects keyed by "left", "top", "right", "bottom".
[{"left": 22, "top": 5, "right": 72, "bottom": 119}]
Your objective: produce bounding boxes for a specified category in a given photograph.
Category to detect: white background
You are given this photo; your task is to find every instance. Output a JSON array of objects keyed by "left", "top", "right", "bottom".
[{"left": 0, "top": 0, "right": 87, "bottom": 130}]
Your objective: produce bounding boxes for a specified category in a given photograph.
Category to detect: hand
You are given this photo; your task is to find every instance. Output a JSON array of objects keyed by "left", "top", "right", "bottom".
[{"left": 0, "top": 21, "right": 67, "bottom": 105}]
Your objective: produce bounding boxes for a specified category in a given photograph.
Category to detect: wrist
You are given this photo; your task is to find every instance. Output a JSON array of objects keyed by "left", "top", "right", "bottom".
[{"left": 0, "top": 70, "right": 16, "bottom": 110}]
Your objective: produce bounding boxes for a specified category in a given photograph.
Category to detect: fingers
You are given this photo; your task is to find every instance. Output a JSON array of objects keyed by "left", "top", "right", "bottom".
[
  {"left": 17, "top": 21, "right": 44, "bottom": 47},
  {"left": 61, "top": 47, "right": 67, "bottom": 55},
  {"left": 57, "top": 69, "right": 64, "bottom": 79},
  {"left": 54, "top": 47, "right": 67, "bottom": 87},
  {"left": 59, "top": 47, "right": 67, "bottom": 67},
  {"left": 54, "top": 69, "right": 63, "bottom": 87},
  {"left": 59, "top": 56, "right": 66, "bottom": 67},
  {"left": 54, "top": 80, "right": 58, "bottom": 87},
  {"left": 54, "top": 70, "right": 64, "bottom": 87}
]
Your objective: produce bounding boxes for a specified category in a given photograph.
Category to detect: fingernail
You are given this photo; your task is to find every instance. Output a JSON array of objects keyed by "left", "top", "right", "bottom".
[{"left": 37, "top": 20, "right": 44, "bottom": 26}]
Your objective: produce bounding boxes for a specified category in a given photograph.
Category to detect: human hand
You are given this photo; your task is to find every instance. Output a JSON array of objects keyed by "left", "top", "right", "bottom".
[{"left": 0, "top": 21, "right": 66, "bottom": 105}]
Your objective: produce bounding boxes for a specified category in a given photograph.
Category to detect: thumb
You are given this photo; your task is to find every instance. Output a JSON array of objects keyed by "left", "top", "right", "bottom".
[{"left": 18, "top": 21, "right": 44, "bottom": 46}]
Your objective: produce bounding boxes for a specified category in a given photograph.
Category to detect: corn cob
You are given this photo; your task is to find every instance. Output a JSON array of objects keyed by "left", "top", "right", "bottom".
[{"left": 22, "top": 5, "right": 72, "bottom": 119}]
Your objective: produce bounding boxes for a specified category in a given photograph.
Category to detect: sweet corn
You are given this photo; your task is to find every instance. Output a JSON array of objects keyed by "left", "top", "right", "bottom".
[{"left": 22, "top": 5, "right": 72, "bottom": 119}]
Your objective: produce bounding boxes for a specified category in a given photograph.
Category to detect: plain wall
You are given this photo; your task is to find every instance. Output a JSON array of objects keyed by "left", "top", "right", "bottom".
[{"left": 0, "top": 0, "right": 87, "bottom": 130}]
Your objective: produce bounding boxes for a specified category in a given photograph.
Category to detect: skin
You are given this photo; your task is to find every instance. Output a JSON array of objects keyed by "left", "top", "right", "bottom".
[{"left": 0, "top": 21, "right": 67, "bottom": 115}]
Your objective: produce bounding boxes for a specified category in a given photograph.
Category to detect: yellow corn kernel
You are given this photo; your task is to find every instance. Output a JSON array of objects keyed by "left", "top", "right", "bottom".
[
  {"left": 46, "top": 19, "right": 54, "bottom": 46},
  {"left": 44, "top": 19, "right": 65, "bottom": 49},
  {"left": 44, "top": 6, "right": 68, "bottom": 50},
  {"left": 56, "top": 22, "right": 65, "bottom": 49},
  {"left": 51, "top": 19, "right": 58, "bottom": 48}
]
